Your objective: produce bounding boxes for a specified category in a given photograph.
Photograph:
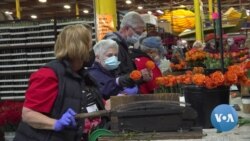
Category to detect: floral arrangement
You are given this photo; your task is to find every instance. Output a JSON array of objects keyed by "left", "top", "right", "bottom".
[
  {"left": 155, "top": 61, "right": 250, "bottom": 93},
  {"left": 130, "top": 70, "right": 142, "bottom": 81},
  {"left": 170, "top": 60, "right": 186, "bottom": 70},
  {"left": 204, "top": 52, "right": 232, "bottom": 69},
  {"left": 0, "top": 100, "right": 23, "bottom": 132},
  {"left": 185, "top": 48, "right": 206, "bottom": 68},
  {"left": 129, "top": 60, "right": 155, "bottom": 81}
]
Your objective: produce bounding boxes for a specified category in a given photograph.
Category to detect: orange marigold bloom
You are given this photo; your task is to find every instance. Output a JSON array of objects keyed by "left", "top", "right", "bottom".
[
  {"left": 145, "top": 60, "right": 155, "bottom": 70},
  {"left": 192, "top": 74, "right": 206, "bottom": 86},
  {"left": 210, "top": 71, "right": 225, "bottom": 86},
  {"left": 130, "top": 70, "right": 142, "bottom": 81}
]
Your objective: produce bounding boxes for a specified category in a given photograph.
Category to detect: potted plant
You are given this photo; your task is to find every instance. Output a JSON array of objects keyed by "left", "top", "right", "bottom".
[{"left": 0, "top": 100, "right": 23, "bottom": 140}]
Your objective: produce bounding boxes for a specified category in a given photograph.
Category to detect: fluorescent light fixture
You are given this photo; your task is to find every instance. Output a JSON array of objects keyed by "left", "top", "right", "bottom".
[
  {"left": 246, "top": 10, "right": 250, "bottom": 16},
  {"left": 31, "top": 15, "right": 37, "bottom": 19},
  {"left": 147, "top": 11, "right": 152, "bottom": 14},
  {"left": 64, "top": 5, "right": 71, "bottom": 9},
  {"left": 38, "top": 0, "right": 47, "bottom": 3},
  {"left": 83, "top": 9, "right": 89, "bottom": 14},
  {"left": 156, "top": 10, "right": 164, "bottom": 14},
  {"left": 125, "top": 0, "right": 132, "bottom": 4},
  {"left": 138, "top": 6, "right": 143, "bottom": 10},
  {"left": 5, "top": 11, "right": 13, "bottom": 15}
]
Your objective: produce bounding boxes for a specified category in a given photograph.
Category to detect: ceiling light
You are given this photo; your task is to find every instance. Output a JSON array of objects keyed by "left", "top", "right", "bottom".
[
  {"left": 5, "top": 11, "right": 13, "bottom": 15},
  {"left": 147, "top": 11, "right": 152, "bottom": 14},
  {"left": 64, "top": 5, "right": 71, "bottom": 9},
  {"left": 83, "top": 9, "right": 89, "bottom": 14},
  {"left": 246, "top": 10, "right": 250, "bottom": 16},
  {"left": 138, "top": 6, "right": 143, "bottom": 10},
  {"left": 156, "top": 10, "right": 164, "bottom": 14},
  {"left": 31, "top": 15, "right": 37, "bottom": 19},
  {"left": 38, "top": 0, "right": 47, "bottom": 3},
  {"left": 179, "top": 5, "right": 186, "bottom": 8},
  {"left": 125, "top": 0, "right": 132, "bottom": 4}
]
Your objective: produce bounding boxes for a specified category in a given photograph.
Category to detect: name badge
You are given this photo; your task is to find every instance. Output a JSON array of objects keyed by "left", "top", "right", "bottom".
[{"left": 86, "top": 104, "right": 98, "bottom": 113}]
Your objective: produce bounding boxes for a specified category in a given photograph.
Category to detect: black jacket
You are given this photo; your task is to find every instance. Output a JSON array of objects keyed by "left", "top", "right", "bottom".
[{"left": 86, "top": 62, "right": 123, "bottom": 100}]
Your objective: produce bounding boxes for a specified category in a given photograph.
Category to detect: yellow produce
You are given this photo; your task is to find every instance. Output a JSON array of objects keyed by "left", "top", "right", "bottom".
[{"left": 159, "top": 9, "right": 195, "bottom": 33}]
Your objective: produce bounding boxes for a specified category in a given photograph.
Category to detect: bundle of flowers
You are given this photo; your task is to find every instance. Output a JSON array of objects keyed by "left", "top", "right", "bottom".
[
  {"left": 155, "top": 61, "right": 250, "bottom": 92},
  {"left": 204, "top": 52, "right": 232, "bottom": 69},
  {"left": 170, "top": 60, "right": 186, "bottom": 70},
  {"left": 185, "top": 48, "right": 206, "bottom": 68},
  {"left": 130, "top": 60, "right": 155, "bottom": 81},
  {"left": 0, "top": 100, "right": 23, "bottom": 131}
]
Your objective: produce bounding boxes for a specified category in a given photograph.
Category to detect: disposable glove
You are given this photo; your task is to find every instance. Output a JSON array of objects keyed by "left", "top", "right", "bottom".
[
  {"left": 123, "top": 86, "right": 138, "bottom": 95},
  {"left": 54, "top": 108, "right": 77, "bottom": 131}
]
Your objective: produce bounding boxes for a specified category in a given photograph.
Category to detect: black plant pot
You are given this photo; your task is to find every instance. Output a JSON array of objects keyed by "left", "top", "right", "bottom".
[{"left": 183, "top": 85, "right": 230, "bottom": 128}]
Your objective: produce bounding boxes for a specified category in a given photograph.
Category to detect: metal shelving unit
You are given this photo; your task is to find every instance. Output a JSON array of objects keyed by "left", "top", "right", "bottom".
[{"left": 0, "top": 17, "right": 96, "bottom": 100}]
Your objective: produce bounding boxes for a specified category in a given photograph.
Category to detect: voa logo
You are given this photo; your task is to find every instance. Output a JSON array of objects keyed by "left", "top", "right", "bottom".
[
  {"left": 214, "top": 113, "right": 235, "bottom": 123},
  {"left": 211, "top": 104, "right": 238, "bottom": 132}
]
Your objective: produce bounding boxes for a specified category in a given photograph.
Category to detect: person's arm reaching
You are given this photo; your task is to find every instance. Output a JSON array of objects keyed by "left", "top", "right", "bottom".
[
  {"left": 22, "top": 107, "right": 56, "bottom": 130},
  {"left": 22, "top": 107, "right": 77, "bottom": 131}
]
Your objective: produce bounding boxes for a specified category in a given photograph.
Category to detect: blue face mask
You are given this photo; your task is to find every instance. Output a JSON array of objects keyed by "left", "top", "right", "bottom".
[
  {"left": 104, "top": 56, "right": 121, "bottom": 70},
  {"left": 126, "top": 33, "right": 140, "bottom": 45}
]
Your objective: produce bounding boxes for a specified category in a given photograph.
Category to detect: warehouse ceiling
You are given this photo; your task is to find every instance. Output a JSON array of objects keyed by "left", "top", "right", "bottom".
[{"left": 0, "top": 0, "right": 249, "bottom": 20}]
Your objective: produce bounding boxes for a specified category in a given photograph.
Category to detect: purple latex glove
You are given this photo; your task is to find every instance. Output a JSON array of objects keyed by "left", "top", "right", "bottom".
[
  {"left": 54, "top": 108, "right": 77, "bottom": 131},
  {"left": 123, "top": 86, "right": 138, "bottom": 95}
]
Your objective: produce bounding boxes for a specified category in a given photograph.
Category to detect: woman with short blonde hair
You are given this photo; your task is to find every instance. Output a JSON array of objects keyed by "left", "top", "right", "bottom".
[
  {"left": 54, "top": 24, "right": 92, "bottom": 62},
  {"left": 14, "top": 24, "right": 99, "bottom": 141}
]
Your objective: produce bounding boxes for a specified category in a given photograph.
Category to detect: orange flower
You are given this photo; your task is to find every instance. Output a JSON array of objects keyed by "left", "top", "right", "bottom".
[
  {"left": 245, "top": 61, "right": 250, "bottom": 69},
  {"left": 238, "top": 75, "right": 249, "bottom": 85},
  {"left": 182, "top": 75, "right": 192, "bottom": 85},
  {"left": 228, "top": 65, "right": 245, "bottom": 77},
  {"left": 192, "top": 74, "right": 206, "bottom": 86},
  {"left": 145, "top": 60, "right": 155, "bottom": 70},
  {"left": 204, "top": 76, "right": 217, "bottom": 89},
  {"left": 155, "top": 77, "right": 165, "bottom": 86},
  {"left": 193, "top": 67, "right": 204, "bottom": 74},
  {"left": 130, "top": 70, "right": 142, "bottom": 81},
  {"left": 210, "top": 71, "right": 225, "bottom": 86},
  {"left": 168, "top": 75, "right": 177, "bottom": 87},
  {"left": 224, "top": 71, "right": 238, "bottom": 85}
]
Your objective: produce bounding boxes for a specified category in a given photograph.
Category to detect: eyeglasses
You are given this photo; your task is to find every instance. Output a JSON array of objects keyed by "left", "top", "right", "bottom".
[{"left": 129, "top": 26, "right": 143, "bottom": 35}]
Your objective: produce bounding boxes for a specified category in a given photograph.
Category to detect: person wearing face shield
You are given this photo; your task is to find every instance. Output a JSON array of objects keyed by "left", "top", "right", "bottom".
[
  {"left": 130, "top": 36, "right": 164, "bottom": 94},
  {"left": 86, "top": 39, "right": 139, "bottom": 100},
  {"left": 103, "top": 11, "right": 145, "bottom": 76}
]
